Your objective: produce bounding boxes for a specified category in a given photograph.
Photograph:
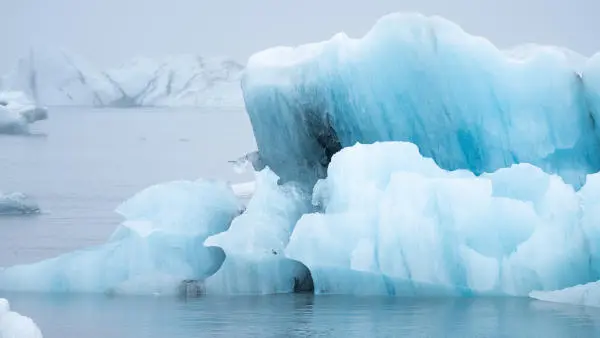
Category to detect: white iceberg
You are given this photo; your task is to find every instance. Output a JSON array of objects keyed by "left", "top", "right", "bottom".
[
  {"left": 105, "top": 55, "right": 245, "bottom": 107},
  {"left": 3, "top": 12, "right": 600, "bottom": 300},
  {"left": 530, "top": 282, "right": 600, "bottom": 308},
  {"left": 285, "top": 142, "right": 597, "bottom": 296},
  {"left": 0, "top": 192, "right": 40, "bottom": 215},
  {"left": 0, "top": 299, "right": 43, "bottom": 338},
  {"left": 0, "top": 92, "right": 47, "bottom": 134},
  {"left": 0, "top": 180, "right": 243, "bottom": 295},
  {"left": 1, "top": 49, "right": 244, "bottom": 108}
]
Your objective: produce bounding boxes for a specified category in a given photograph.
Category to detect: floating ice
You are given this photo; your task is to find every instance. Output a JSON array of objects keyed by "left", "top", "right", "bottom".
[
  {"left": 1, "top": 49, "right": 245, "bottom": 107},
  {"left": 0, "top": 298, "right": 43, "bottom": 338},
  {"left": 242, "top": 12, "right": 600, "bottom": 188},
  {"left": 0, "top": 192, "right": 40, "bottom": 215},
  {"left": 530, "top": 281, "right": 600, "bottom": 308},
  {"left": 0, "top": 91, "right": 47, "bottom": 134},
  {"left": 4, "top": 12, "right": 600, "bottom": 301},
  {"left": 0, "top": 180, "right": 242, "bottom": 295},
  {"left": 286, "top": 142, "right": 599, "bottom": 296},
  {"left": 204, "top": 169, "right": 314, "bottom": 294}
]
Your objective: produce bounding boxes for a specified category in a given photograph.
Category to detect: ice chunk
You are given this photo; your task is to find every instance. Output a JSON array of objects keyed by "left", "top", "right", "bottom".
[
  {"left": 204, "top": 169, "right": 314, "bottom": 294},
  {"left": 0, "top": 298, "right": 43, "bottom": 338},
  {"left": 0, "top": 91, "right": 47, "bottom": 134},
  {"left": 0, "top": 192, "right": 41, "bottom": 215},
  {"left": 242, "top": 12, "right": 600, "bottom": 188},
  {"left": 286, "top": 142, "right": 598, "bottom": 296},
  {"left": 104, "top": 55, "right": 245, "bottom": 108},
  {"left": 0, "top": 180, "right": 242, "bottom": 295},
  {"left": 530, "top": 281, "right": 600, "bottom": 308}
]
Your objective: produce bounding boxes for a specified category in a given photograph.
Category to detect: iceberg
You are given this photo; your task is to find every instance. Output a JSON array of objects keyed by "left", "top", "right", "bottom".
[
  {"left": 0, "top": 192, "right": 41, "bottom": 215},
  {"left": 4, "top": 12, "right": 600, "bottom": 302},
  {"left": 1, "top": 49, "right": 245, "bottom": 108},
  {"left": 0, "top": 91, "right": 48, "bottom": 134},
  {"left": 286, "top": 141, "right": 598, "bottom": 296},
  {"left": 0, "top": 180, "right": 243, "bottom": 295},
  {"left": 1, "top": 49, "right": 117, "bottom": 107},
  {"left": 530, "top": 281, "right": 600, "bottom": 308},
  {"left": 0, "top": 299, "right": 43, "bottom": 338},
  {"left": 104, "top": 55, "right": 245, "bottom": 107},
  {"left": 242, "top": 12, "right": 600, "bottom": 188}
]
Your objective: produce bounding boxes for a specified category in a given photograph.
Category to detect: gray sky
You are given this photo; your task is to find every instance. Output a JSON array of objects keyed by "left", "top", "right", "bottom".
[{"left": 1, "top": 0, "right": 599, "bottom": 72}]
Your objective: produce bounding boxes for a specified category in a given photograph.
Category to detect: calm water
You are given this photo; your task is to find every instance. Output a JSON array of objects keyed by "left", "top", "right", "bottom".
[
  {"left": 1, "top": 108, "right": 600, "bottom": 338},
  {"left": 0, "top": 107, "right": 255, "bottom": 266}
]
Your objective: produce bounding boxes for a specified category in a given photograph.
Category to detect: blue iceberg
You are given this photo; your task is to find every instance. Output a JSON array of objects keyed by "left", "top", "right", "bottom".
[
  {"left": 286, "top": 142, "right": 599, "bottom": 296},
  {"left": 0, "top": 180, "right": 243, "bottom": 295},
  {"left": 242, "top": 13, "right": 600, "bottom": 188},
  {"left": 3, "top": 12, "right": 600, "bottom": 302}
]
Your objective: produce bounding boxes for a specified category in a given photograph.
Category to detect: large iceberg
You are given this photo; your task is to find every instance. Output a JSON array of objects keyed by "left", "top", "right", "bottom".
[
  {"left": 4, "top": 12, "right": 600, "bottom": 302},
  {"left": 1, "top": 49, "right": 116, "bottom": 107},
  {"left": 0, "top": 299, "right": 43, "bottom": 338},
  {"left": 530, "top": 281, "right": 600, "bottom": 308},
  {"left": 242, "top": 13, "right": 600, "bottom": 188},
  {"left": 0, "top": 91, "right": 48, "bottom": 134},
  {"left": 1, "top": 49, "right": 244, "bottom": 108}
]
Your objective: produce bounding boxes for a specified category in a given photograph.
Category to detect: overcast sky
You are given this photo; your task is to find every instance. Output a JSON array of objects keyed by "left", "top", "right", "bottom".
[{"left": 1, "top": 0, "right": 599, "bottom": 71}]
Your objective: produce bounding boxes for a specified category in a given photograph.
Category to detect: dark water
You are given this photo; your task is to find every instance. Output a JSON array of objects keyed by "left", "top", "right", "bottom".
[{"left": 2, "top": 108, "right": 600, "bottom": 338}]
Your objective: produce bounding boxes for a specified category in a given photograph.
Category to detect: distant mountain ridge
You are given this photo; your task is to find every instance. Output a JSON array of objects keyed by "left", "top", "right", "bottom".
[{"left": 0, "top": 49, "right": 245, "bottom": 108}]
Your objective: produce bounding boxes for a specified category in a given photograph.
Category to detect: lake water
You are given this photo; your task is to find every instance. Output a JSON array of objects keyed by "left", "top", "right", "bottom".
[
  {"left": 0, "top": 107, "right": 255, "bottom": 266},
  {"left": 1, "top": 108, "right": 600, "bottom": 338}
]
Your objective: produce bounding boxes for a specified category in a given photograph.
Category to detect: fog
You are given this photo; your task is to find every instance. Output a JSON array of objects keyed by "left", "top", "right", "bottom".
[{"left": 1, "top": 0, "right": 599, "bottom": 70}]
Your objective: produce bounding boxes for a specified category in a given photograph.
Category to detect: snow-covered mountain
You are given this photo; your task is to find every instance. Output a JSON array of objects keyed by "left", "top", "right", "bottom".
[{"left": 1, "top": 49, "right": 245, "bottom": 108}]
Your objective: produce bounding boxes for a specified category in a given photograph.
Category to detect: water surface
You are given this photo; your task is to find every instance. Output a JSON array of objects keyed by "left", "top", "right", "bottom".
[
  {"left": 0, "top": 107, "right": 255, "bottom": 266},
  {"left": 3, "top": 292, "right": 600, "bottom": 338},
  {"left": 1, "top": 108, "right": 599, "bottom": 338}
]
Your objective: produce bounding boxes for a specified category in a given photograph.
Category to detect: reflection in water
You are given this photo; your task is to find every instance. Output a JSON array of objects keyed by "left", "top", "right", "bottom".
[{"left": 3, "top": 293, "right": 600, "bottom": 338}]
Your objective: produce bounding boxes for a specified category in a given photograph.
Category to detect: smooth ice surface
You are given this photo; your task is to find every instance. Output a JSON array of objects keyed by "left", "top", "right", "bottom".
[
  {"left": 0, "top": 192, "right": 40, "bottom": 215},
  {"left": 285, "top": 142, "right": 600, "bottom": 296},
  {"left": 0, "top": 91, "right": 47, "bottom": 134},
  {"left": 1, "top": 49, "right": 244, "bottom": 107},
  {"left": 0, "top": 299, "right": 43, "bottom": 338},
  {"left": 242, "top": 12, "right": 600, "bottom": 187},
  {"left": 0, "top": 180, "right": 243, "bottom": 295},
  {"left": 530, "top": 281, "right": 600, "bottom": 308},
  {"left": 204, "top": 169, "right": 313, "bottom": 294}
]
